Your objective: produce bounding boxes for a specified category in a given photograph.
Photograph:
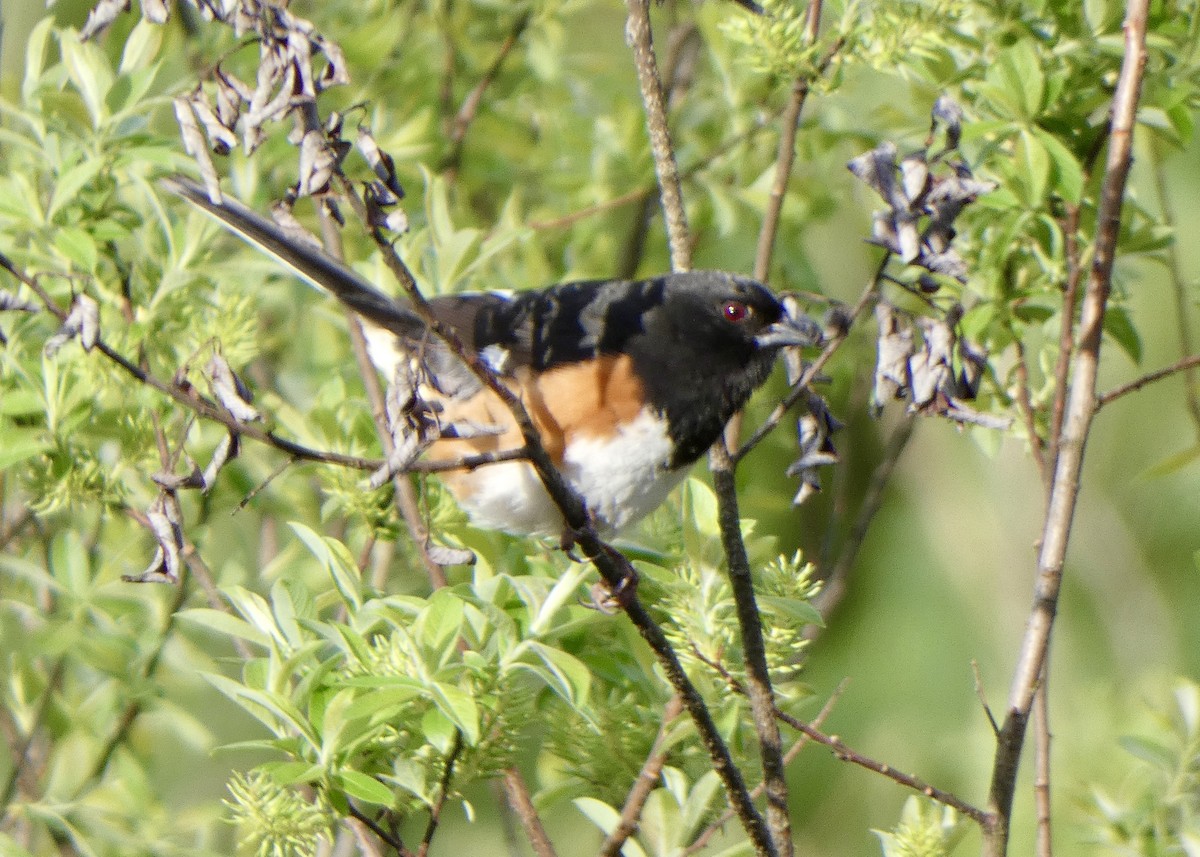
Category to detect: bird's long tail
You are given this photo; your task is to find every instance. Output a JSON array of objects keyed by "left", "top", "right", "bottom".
[{"left": 162, "top": 176, "right": 424, "bottom": 339}]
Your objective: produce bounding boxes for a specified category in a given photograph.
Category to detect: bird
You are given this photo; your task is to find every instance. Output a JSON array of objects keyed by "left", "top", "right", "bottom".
[{"left": 164, "top": 177, "right": 821, "bottom": 539}]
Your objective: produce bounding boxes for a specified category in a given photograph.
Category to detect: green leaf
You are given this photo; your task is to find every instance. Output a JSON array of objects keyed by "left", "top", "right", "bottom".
[
  {"left": 0, "top": 430, "right": 50, "bottom": 472},
  {"left": 178, "top": 608, "right": 271, "bottom": 647},
  {"left": 511, "top": 641, "right": 592, "bottom": 709},
  {"left": 119, "top": 18, "right": 163, "bottom": 74},
  {"left": 429, "top": 681, "right": 480, "bottom": 745},
  {"left": 342, "top": 685, "right": 424, "bottom": 722},
  {"left": 338, "top": 770, "right": 395, "bottom": 806},
  {"left": 417, "top": 588, "right": 464, "bottom": 659},
  {"left": 58, "top": 31, "right": 114, "bottom": 126},
  {"left": 1031, "top": 126, "right": 1084, "bottom": 203},
  {"left": 48, "top": 158, "right": 106, "bottom": 220},
  {"left": 1018, "top": 128, "right": 1051, "bottom": 205},
  {"left": 261, "top": 760, "right": 323, "bottom": 786},
  {"left": 289, "top": 522, "right": 362, "bottom": 609},
  {"left": 1103, "top": 305, "right": 1142, "bottom": 363},
  {"left": 53, "top": 227, "right": 98, "bottom": 273},
  {"left": 22, "top": 19, "right": 56, "bottom": 106}
]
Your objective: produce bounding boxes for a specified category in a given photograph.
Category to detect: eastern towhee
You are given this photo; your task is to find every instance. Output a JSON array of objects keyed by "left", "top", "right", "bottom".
[{"left": 165, "top": 177, "right": 821, "bottom": 537}]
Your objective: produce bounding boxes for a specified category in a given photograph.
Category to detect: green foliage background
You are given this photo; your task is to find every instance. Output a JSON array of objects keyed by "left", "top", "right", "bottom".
[{"left": 1, "top": 1, "right": 1199, "bottom": 856}]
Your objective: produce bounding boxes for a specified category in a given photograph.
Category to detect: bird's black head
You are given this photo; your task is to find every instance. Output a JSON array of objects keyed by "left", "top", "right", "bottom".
[
  {"left": 636, "top": 271, "right": 822, "bottom": 465},
  {"left": 654, "top": 271, "right": 820, "bottom": 357}
]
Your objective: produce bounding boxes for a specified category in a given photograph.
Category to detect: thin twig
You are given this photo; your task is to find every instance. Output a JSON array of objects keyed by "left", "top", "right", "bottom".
[
  {"left": 1094, "top": 354, "right": 1200, "bottom": 409},
  {"left": 684, "top": 680, "right": 848, "bottom": 856},
  {"left": 502, "top": 768, "right": 559, "bottom": 857},
  {"left": 598, "top": 695, "right": 684, "bottom": 857},
  {"left": 0, "top": 658, "right": 67, "bottom": 814},
  {"left": 811, "top": 412, "right": 915, "bottom": 624},
  {"left": 442, "top": 12, "right": 531, "bottom": 173},
  {"left": 624, "top": 0, "right": 692, "bottom": 271},
  {"left": 1153, "top": 137, "right": 1200, "bottom": 439},
  {"left": 773, "top": 708, "right": 991, "bottom": 826},
  {"left": 419, "top": 730, "right": 464, "bottom": 857},
  {"left": 1012, "top": 337, "right": 1050, "bottom": 489},
  {"left": 347, "top": 804, "right": 414, "bottom": 857},
  {"left": 985, "top": 4, "right": 1149, "bottom": 854}
]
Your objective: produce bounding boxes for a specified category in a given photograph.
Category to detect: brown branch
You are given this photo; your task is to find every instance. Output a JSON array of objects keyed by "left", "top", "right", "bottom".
[
  {"left": 442, "top": 13, "right": 531, "bottom": 173},
  {"left": 752, "top": 6, "right": 841, "bottom": 282},
  {"left": 502, "top": 768, "right": 559, "bottom": 857},
  {"left": 1094, "top": 354, "right": 1200, "bottom": 409},
  {"left": 774, "top": 708, "right": 992, "bottom": 826},
  {"left": 710, "top": 441, "right": 790, "bottom": 857},
  {"left": 598, "top": 695, "right": 684, "bottom": 857},
  {"left": 1012, "top": 337, "right": 1050, "bottom": 489},
  {"left": 684, "top": 680, "right": 848, "bottom": 856},
  {"left": 419, "top": 729, "right": 463, "bottom": 857},
  {"left": 985, "top": 3, "right": 1149, "bottom": 854},
  {"left": 624, "top": 0, "right": 691, "bottom": 272}
]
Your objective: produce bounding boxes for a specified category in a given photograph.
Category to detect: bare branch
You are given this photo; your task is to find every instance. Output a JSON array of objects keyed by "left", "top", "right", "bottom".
[
  {"left": 419, "top": 730, "right": 463, "bottom": 857},
  {"left": 624, "top": 0, "right": 691, "bottom": 271},
  {"left": 1094, "top": 354, "right": 1200, "bottom": 409},
  {"left": 985, "top": 3, "right": 1150, "bottom": 854},
  {"left": 502, "top": 768, "right": 559, "bottom": 857},
  {"left": 710, "top": 440, "right": 790, "bottom": 857},
  {"left": 774, "top": 708, "right": 991, "bottom": 827},
  {"left": 598, "top": 695, "right": 684, "bottom": 857}
]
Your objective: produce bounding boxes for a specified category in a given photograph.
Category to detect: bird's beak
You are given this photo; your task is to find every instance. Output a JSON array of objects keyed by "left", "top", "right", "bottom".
[{"left": 755, "top": 305, "right": 823, "bottom": 349}]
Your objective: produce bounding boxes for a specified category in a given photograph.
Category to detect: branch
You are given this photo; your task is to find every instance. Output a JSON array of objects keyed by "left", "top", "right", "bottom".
[
  {"left": 753, "top": 5, "right": 843, "bottom": 281},
  {"left": 985, "top": 3, "right": 1149, "bottom": 853},
  {"left": 419, "top": 729, "right": 463, "bottom": 857},
  {"left": 502, "top": 768, "right": 559, "bottom": 857},
  {"left": 624, "top": 0, "right": 691, "bottom": 271},
  {"left": 1094, "top": 354, "right": 1200, "bottom": 409},
  {"left": 773, "top": 708, "right": 991, "bottom": 827},
  {"left": 598, "top": 695, "right": 684, "bottom": 857},
  {"left": 684, "top": 680, "right": 847, "bottom": 856},
  {"left": 710, "top": 441, "right": 790, "bottom": 857}
]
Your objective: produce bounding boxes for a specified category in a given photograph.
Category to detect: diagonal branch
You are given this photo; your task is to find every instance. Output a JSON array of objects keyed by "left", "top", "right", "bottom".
[
  {"left": 984, "top": 3, "right": 1150, "bottom": 854},
  {"left": 598, "top": 695, "right": 684, "bottom": 857}
]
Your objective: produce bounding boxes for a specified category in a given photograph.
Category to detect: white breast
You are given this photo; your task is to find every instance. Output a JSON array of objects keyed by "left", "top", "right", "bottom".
[{"left": 454, "top": 408, "right": 685, "bottom": 536}]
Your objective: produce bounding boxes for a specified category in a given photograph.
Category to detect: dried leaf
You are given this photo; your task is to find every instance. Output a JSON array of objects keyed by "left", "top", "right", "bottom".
[
  {"left": 44, "top": 295, "right": 100, "bottom": 356},
  {"left": 207, "top": 354, "right": 261, "bottom": 423},
  {"left": 0, "top": 291, "right": 38, "bottom": 313},
  {"left": 871, "top": 302, "right": 913, "bottom": 415},
  {"left": 426, "top": 543, "right": 476, "bottom": 566},
  {"left": 189, "top": 89, "right": 238, "bottom": 156},
  {"left": 80, "top": 0, "right": 131, "bottom": 42},
  {"left": 139, "top": 0, "right": 169, "bottom": 24}
]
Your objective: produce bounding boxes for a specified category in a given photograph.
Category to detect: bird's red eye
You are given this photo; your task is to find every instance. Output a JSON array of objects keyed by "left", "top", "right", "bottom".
[{"left": 722, "top": 300, "right": 750, "bottom": 322}]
